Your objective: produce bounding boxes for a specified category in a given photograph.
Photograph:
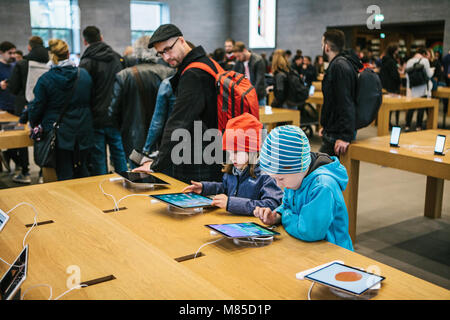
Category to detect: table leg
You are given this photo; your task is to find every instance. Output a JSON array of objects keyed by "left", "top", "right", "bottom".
[
  {"left": 424, "top": 176, "right": 443, "bottom": 219},
  {"left": 42, "top": 167, "right": 58, "bottom": 183},
  {"left": 426, "top": 101, "right": 439, "bottom": 129},
  {"left": 377, "top": 110, "right": 389, "bottom": 136},
  {"left": 341, "top": 151, "right": 360, "bottom": 243}
]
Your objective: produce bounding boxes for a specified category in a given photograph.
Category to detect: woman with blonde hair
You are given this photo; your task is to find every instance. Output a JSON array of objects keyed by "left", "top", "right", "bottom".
[{"left": 28, "top": 39, "right": 94, "bottom": 181}]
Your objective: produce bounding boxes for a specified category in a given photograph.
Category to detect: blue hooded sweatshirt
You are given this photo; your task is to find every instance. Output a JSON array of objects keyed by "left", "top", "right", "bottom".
[
  {"left": 201, "top": 165, "right": 283, "bottom": 216},
  {"left": 277, "top": 153, "right": 354, "bottom": 251}
]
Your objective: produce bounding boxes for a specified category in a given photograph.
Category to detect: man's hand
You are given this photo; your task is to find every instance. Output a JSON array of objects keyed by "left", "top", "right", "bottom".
[
  {"left": 0, "top": 80, "right": 7, "bottom": 90},
  {"left": 253, "top": 206, "right": 281, "bottom": 225},
  {"left": 334, "top": 139, "right": 350, "bottom": 156},
  {"left": 318, "top": 127, "right": 324, "bottom": 137},
  {"left": 131, "top": 160, "right": 153, "bottom": 173},
  {"left": 211, "top": 194, "right": 228, "bottom": 209},
  {"left": 182, "top": 181, "right": 203, "bottom": 194}
]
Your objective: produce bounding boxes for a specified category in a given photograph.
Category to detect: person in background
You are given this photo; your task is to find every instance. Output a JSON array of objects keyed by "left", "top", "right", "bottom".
[
  {"left": 79, "top": 26, "right": 128, "bottom": 175},
  {"left": 7, "top": 36, "right": 49, "bottom": 184},
  {"left": 301, "top": 56, "right": 317, "bottom": 87},
  {"left": 183, "top": 113, "right": 283, "bottom": 216},
  {"left": 291, "top": 54, "right": 303, "bottom": 75},
  {"left": 379, "top": 42, "right": 401, "bottom": 127},
  {"left": 271, "top": 49, "right": 292, "bottom": 109},
  {"left": 224, "top": 38, "right": 236, "bottom": 70},
  {"left": 0, "top": 41, "right": 17, "bottom": 113},
  {"left": 314, "top": 55, "right": 325, "bottom": 75},
  {"left": 233, "top": 41, "right": 267, "bottom": 106},
  {"left": 0, "top": 41, "right": 18, "bottom": 176},
  {"left": 108, "top": 36, "right": 175, "bottom": 167},
  {"left": 404, "top": 46, "right": 434, "bottom": 131},
  {"left": 15, "top": 51, "right": 23, "bottom": 62},
  {"left": 29, "top": 39, "right": 94, "bottom": 181},
  {"left": 284, "top": 50, "right": 292, "bottom": 62},
  {"left": 319, "top": 29, "right": 361, "bottom": 157}
]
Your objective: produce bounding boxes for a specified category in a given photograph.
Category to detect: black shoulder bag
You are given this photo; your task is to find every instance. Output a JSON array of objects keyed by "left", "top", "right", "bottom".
[{"left": 34, "top": 69, "right": 80, "bottom": 168}]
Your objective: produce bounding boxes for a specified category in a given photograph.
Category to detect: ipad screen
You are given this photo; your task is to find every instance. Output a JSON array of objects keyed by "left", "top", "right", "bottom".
[
  {"left": 305, "top": 262, "right": 385, "bottom": 295},
  {"left": 152, "top": 193, "right": 213, "bottom": 208},
  {"left": 205, "top": 222, "right": 280, "bottom": 238}
]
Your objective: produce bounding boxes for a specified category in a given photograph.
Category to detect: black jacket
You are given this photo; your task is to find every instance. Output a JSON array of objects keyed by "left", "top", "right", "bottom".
[
  {"left": 79, "top": 42, "right": 123, "bottom": 128},
  {"left": 379, "top": 55, "right": 401, "bottom": 93},
  {"left": 271, "top": 70, "right": 288, "bottom": 107},
  {"left": 321, "top": 50, "right": 362, "bottom": 143},
  {"left": 108, "top": 56, "right": 174, "bottom": 158},
  {"left": 150, "top": 46, "right": 223, "bottom": 183},
  {"left": 8, "top": 45, "right": 49, "bottom": 115},
  {"left": 233, "top": 53, "right": 266, "bottom": 101},
  {"left": 300, "top": 64, "right": 317, "bottom": 87}
]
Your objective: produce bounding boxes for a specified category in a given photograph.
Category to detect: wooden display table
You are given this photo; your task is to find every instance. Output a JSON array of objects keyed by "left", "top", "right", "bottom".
[
  {"left": 0, "top": 112, "right": 32, "bottom": 150},
  {"left": 341, "top": 129, "right": 449, "bottom": 243},
  {"left": 378, "top": 95, "right": 439, "bottom": 136},
  {"left": 259, "top": 106, "right": 300, "bottom": 132},
  {"left": 0, "top": 173, "right": 448, "bottom": 299}
]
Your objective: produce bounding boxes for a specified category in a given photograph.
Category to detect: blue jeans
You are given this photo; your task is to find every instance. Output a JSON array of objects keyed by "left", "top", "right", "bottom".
[{"left": 90, "top": 127, "right": 128, "bottom": 175}]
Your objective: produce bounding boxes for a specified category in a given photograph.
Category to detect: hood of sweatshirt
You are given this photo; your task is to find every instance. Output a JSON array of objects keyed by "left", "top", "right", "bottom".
[
  {"left": 47, "top": 65, "right": 78, "bottom": 90},
  {"left": 336, "top": 49, "right": 364, "bottom": 72},
  {"left": 81, "top": 41, "right": 116, "bottom": 62},
  {"left": 302, "top": 153, "right": 348, "bottom": 192},
  {"left": 25, "top": 46, "right": 49, "bottom": 63}
]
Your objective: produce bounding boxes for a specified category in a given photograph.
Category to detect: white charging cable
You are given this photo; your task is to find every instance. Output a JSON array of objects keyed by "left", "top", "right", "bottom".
[
  {"left": 194, "top": 237, "right": 226, "bottom": 258},
  {"left": 116, "top": 194, "right": 150, "bottom": 208},
  {"left": 99, "top": 178, "right": 149, "bottom": 212},
  {"left": 0, "top": 202, "right": 38, "bottom": 268},
  {"left": 53, "top": 284, "right": 87, "bottom": 300},
  {"left": 307, "top": 282, "right": 315, "bottom": 300},
  {"left": 21, "top": 283, "right": 87, "bottom": 300},
  {"left": 99, "top": 178, "right": 119, "bottom": 211}
]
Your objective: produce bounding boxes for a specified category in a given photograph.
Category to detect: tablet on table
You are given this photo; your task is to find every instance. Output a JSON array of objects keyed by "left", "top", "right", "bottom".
[{"left": 151, "top": 192, "right": 213, "bottom": 209}]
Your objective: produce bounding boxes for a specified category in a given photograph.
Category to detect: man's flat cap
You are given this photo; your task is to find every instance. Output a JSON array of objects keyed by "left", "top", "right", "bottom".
[{"left": 148, "top": 24, "right": 183, "bottom": 48}]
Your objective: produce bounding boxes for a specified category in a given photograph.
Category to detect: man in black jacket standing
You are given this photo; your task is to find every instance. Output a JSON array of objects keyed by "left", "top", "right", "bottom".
[
  {"left": 136, "top": 24, "right": 222, "bottom": 183},
  {"left": 233, "top": 42, "right": 267, "bottom": 106},
  {"left": 79, "top": 26, "right": 128, "bottom": 175},
  {"left": 319, "top": 29, "right": 361, "bottom": 157},
  {"left": 7, "top": 36, "right": 49, "bottom": 184}
]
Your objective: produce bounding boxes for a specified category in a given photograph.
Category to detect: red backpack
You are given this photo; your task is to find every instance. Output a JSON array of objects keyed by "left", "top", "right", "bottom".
[{"left": 182, "top": 58, "right": 260, "bottom": 131}]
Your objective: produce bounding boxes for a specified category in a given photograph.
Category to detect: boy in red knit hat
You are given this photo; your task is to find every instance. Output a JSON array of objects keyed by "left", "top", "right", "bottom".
[{"left": 182, "top": 113, "right": 283, "bottom": 216}]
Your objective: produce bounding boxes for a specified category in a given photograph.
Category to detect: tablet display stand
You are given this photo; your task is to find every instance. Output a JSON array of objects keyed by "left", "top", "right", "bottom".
[
  {"left": 166, "top": 205, "right": 206, "bottom": 215},
  {"left": 232, "top": 236, "right": 274, "bottom": 247},
  {"left": 122, "top": 180, "right": 155, "bottom": 191},
  {"left": 329, "top": 286, "right": 379, "bottom": 300}
]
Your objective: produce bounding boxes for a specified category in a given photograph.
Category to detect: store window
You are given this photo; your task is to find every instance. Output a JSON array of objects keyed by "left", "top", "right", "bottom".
[
  {"left": 130, "top": 1, "right": 169, "bottom": 44},
  {"left": 29, "top": 0, "right": 80, "bottom": 54}
]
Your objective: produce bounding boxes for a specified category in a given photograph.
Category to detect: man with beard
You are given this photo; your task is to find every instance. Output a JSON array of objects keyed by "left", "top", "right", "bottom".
[
  {"left": 224, "top": 38, "right": 236, "bottom": 70},
  {"left": 135, "top": 24, "right": 223, "bottom": 183},
  {"left": 319, "top": 29, "right": 362, "bottom": 157},
  {"left": 0, "top": 41, "right": 17, "bottom": 113}
]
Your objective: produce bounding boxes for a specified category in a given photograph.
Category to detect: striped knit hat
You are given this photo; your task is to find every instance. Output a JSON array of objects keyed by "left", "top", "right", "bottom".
[{"left": 260, "top": 125, "right": 311, "bottom": 174}]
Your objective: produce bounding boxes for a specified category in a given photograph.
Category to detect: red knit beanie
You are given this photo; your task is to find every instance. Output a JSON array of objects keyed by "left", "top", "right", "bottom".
[{"left": 222, "top": 113, "right": 263, "bottom": 152}]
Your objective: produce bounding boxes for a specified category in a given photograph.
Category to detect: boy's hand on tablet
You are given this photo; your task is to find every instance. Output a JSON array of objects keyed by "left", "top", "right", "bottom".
[
  {"left": 182, "top": 181, "right": 202, "bottom": 194},
  {"left": 211, "top": 194, "right": 228, "bottom": 209},
  {"left": 253, "top": 207, "right": 280, "bottom": 225}
]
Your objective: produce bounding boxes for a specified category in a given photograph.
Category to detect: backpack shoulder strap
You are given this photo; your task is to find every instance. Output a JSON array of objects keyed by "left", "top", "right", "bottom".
[{"left": 181, "top": 58, "right": 224, "bottom": 78}]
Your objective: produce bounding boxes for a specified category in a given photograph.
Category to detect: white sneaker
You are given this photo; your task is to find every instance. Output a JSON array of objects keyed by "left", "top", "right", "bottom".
[
  {"left": 12, "top": 173, "right": 31, "bottom": 184},
  {"left": 38, "top": 176, "right": 44, "bottom": 184}
]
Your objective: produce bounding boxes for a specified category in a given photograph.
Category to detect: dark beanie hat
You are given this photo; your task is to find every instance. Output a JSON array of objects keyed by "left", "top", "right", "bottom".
[{"left": 148, "top": 24, "right": 183, "bottom": 48}]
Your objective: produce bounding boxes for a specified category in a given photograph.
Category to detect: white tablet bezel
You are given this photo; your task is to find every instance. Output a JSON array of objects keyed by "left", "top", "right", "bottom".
[{"left": 0, "top": 208, "right": 10, "bottom": 232}]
